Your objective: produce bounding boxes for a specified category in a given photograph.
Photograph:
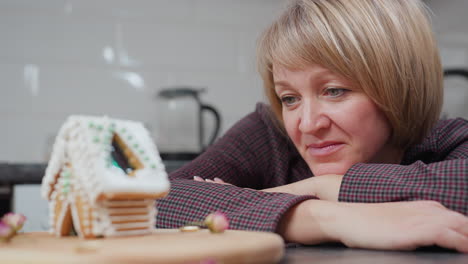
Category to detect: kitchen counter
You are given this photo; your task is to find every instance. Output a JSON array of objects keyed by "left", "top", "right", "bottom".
[
  {"left": 0, "top": 160, "right": 189, "bottom": 184},
  {"left": 0, "top": 161, "right": 190, "bottom": 216},
  {"left": 0, "top": 163, "right": 47, "bottom": 185}
]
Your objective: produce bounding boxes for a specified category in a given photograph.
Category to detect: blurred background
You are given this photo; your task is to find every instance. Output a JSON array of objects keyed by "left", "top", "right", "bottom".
[
  {"left": 0, "top": 0, "right": 467, "bottom": 231},
  {"left": 0, "top": 0, "right": 467, "bottom": 163}
]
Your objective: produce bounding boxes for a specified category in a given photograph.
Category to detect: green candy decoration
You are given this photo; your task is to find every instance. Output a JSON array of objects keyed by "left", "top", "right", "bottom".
[
  {"left": 104, "top": 133, "right": 112, "bottom": 143},
  {"left": 111, "top": 159, "right": 122, "bottom": 170}
]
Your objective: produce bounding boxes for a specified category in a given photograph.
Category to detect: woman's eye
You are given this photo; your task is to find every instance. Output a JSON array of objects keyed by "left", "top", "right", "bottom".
[
  {"left": 280, "top": 96, "right": 298, "bottom": 106},
  {"left": 324, "top": 88, "right": 347, "bottom": 97}
]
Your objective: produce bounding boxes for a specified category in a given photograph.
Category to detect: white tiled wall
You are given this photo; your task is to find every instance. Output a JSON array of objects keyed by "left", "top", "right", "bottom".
[
  {"left": 426, "top": 0, "right": 468, "bottom": 119},
  {"left": 0, "top": 0, "right": 284, "bottom": 162},
  {"left": 13, "top": 184, "right": 49, "bottom": 232},
  {"left": 1, "top": 0, "right": 467, "bottom": 163}
]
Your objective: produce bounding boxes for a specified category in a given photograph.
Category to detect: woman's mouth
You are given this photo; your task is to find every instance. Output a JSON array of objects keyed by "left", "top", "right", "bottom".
[{"left": 306, "top": 142, "right": 345, "bottom": 157}]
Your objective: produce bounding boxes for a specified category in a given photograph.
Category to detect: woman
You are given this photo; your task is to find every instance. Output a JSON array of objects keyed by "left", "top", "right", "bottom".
[{"left": 156, "top": 0, "right": 468, "bottom": 252}]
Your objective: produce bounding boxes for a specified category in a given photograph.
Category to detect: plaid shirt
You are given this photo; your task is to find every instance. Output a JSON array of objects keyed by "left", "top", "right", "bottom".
[{"left": 156, "top": 103, "right": 468, "bottom": 232}]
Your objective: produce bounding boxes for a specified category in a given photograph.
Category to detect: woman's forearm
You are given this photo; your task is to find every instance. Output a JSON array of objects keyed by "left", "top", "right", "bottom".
[
  {"left": 277, "top": 199, "right": 339, "bottom": 244},
  {"left": 277, "top": 199, "right": 468, "bottom": 252}
]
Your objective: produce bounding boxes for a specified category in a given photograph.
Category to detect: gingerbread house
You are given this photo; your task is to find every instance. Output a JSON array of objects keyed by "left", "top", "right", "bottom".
[{"left": 41, "top": 115, "right": 170, "bottom": 239}]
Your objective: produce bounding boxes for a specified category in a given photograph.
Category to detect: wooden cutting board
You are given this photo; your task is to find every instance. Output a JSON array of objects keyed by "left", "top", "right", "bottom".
[{"left": 0, "top": 230, "right": 284, "bottom": 264}]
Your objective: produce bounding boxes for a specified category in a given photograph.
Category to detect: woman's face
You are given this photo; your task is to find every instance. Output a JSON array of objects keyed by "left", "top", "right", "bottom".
[{"left": 273, "top": 64, "right": 398, "bottom": 176}]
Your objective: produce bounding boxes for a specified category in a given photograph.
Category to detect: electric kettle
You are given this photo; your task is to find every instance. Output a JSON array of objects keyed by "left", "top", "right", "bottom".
[{"left": 154, "top": 87, "right": 221, "bottom": 160}]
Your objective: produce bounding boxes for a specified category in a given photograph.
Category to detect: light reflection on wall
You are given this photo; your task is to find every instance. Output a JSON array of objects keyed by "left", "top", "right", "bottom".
[
  {"left": 23, "top": 64, "right": 40, "bottom": 96},
  {"left": 103, "top": 46, "right": 115, "bottom": 64},
  {"left": 114, "top": 71, "right": 146, "bottom": 90}
]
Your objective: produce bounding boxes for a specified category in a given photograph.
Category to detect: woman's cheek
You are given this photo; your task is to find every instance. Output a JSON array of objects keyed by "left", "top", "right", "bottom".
[{"left": 283, "top": 113, "right": 298, "bottom": 140}]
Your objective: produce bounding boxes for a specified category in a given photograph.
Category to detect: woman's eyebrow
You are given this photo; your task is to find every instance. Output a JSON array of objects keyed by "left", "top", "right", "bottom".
[{"left": 273, "top": 80, "right": 291, "bottom": 90}]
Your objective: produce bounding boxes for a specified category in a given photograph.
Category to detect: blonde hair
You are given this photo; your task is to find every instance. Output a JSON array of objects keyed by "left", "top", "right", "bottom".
[{"left": 257, "top": 0, "right": 443, "bottom": 149}]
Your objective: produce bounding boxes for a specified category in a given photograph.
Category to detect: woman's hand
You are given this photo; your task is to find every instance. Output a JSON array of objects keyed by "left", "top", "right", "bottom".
[
  {"left": 193, "top": 176, "right": 232, "bottom": 185},
  {"left": 279, "top": 200, "right": 468, "bottom": 252},
  {"left": 262, "top": 175, "right": 343, "bottom": 201},
  {"left": 194, "top": 175, "right": 344, "bottom": 201}
]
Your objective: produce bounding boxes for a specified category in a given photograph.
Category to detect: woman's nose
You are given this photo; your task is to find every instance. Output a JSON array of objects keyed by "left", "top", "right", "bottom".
[{"left": 298, "top": 103, "right": 331, "bottom": 133}]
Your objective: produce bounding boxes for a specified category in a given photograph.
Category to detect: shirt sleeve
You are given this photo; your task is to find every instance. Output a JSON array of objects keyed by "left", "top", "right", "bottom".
[
  {"left": 339, "top": 118, "right": 468, "bottom": 215},
  {"left": 156, "top": 104, "right": 315, "bottom": 231},
  {"left": 156, "top": 179, "right": 313, "bottom": 232}
]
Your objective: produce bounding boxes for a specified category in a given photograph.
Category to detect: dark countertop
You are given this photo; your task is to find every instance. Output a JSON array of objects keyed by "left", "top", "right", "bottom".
[
  {"left": 282, "top": 244, "right": 468, "bottom": 264},
  {"left": 0, "top": 163, "right": 47, "bottom": 185},
  {"left": 0, "top": 161, "right": 190, "bottom": 215},
  {"left": 0, "top": 160, "right": 189, "bottom": 185}
]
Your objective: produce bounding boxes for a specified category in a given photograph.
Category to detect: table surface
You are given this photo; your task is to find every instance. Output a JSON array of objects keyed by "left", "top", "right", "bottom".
[
  {"left": 282, "top": 244, "right": 468, "bottom": 264},
  {"left": 1, "top": 231, "right": 284, "bottom": 264}
]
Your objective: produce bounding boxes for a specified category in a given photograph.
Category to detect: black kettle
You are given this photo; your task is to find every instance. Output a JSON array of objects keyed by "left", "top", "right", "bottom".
[{"left": 155, "top": 87, "right": 221, "bottom": 160}]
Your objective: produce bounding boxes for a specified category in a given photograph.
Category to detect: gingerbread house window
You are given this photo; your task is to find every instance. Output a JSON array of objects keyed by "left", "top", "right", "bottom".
[{"left": 111, "top": 133, "right": 144, "bottom": 176}]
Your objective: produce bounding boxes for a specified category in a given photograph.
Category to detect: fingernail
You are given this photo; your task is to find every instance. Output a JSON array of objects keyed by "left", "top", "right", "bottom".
[
  {"left": 194, "top": 176, "right": 203, "bottom": 181},
  {"left": 214, "top": 177, "right": 222, "bottom": 182}
]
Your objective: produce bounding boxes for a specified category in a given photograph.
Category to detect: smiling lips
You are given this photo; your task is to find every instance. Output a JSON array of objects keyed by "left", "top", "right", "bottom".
[{"left": 306, "top": 142, "right": 345, "bottom": 157}]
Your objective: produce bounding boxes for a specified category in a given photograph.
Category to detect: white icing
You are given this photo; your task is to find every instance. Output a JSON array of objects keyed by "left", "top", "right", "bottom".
[
  {"left": 70, "top": 201, "right": 83, "bottom": 238},
  {"left": 100, "top": 167, "right": 170, "bottom": 194}
]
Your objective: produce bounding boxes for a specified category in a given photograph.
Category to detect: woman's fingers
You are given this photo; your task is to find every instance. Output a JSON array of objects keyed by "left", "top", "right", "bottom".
[
  {"left": 410, "top": 205, "right": 468, "bottom": 252},
  {"left": 451, "top": 213, "right": 468, "bottom": 234},
  {"left": 432, "top": 210, "right": 468, "bottom": 252},
  {"left": 193, "top": 176, "right": 230, "bottom": 185},
  {"left": 193, "top": 176, "right": 204, "bottom": 181},
  {"left": 213, "top": 177, "right": 225, "bottom": 183},
  {"left": 435, "top": 228, "right": 468, "bottom": 253},
  {"left": 399, "top": 203, "right": 468, "bottom": 252},
  {"left": 447, "top": 214, "right": 468, "bottom": 252},
  {"left": 325, "top": 201, "right": 468, "bottom": 253},
  {"left": 456, "top": 221, "right": 468, "bottom": 236}
]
